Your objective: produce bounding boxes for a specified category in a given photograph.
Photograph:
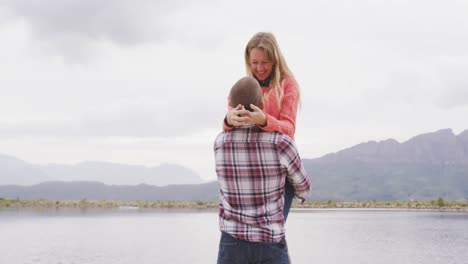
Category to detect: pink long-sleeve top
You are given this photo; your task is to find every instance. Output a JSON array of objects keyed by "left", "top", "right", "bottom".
[{"left": 224, "top": 75, "right": 299, "bottom": 140}]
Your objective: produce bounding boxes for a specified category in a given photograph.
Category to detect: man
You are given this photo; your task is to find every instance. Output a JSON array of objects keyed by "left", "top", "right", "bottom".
[{"left": 214, "top": 76, "right": 311, "bottom": 264}]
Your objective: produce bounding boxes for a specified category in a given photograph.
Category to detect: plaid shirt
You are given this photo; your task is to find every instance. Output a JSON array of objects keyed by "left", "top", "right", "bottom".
[{"left": 214, "top": 125, "right": 311, "bottom": 242}]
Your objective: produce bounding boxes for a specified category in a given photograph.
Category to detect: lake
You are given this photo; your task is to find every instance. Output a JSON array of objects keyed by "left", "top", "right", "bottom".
[{"left": 0, "top": 208, "right": 467, "bottom": 264}]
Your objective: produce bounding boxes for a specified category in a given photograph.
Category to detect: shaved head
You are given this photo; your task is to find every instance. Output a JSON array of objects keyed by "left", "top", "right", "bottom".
[{"left": 229, "top": 76, "right": 262, "bottom": 111}]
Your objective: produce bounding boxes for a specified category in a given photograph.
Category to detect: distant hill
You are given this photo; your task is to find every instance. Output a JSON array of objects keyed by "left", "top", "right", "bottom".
[
  {"left": 40, "top": 161, "right": 203, "bottom": 186},
  {"left": 318, "top": 128, "right": 468, "bottom": 163},
  {"left": 304, "top": 128, "right": 468, "bottom": 201},
  {"left": 0, "top": 157, "right": 203, "bottom": 186},
  {"left": 1, "top": 128, "right": 467, "bottom": 201},
  {"left": 0, "top": 154, "right": 52, "bottom": 185},
  {"left": 0, "top": 181, "right": 218, "bottom": 201}
]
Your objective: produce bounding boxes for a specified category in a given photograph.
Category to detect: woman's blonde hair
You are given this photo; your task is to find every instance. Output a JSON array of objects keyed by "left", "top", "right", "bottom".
[{"left": 244, "top": 32, "right": 298, "bottom": 109}]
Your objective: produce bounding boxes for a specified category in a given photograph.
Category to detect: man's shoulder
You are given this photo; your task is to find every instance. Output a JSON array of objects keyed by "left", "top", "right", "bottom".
[
  {"left": 259, "top": 131, "right": 294, "bottom": 145},
  {"left": 274, "top": 132, "right": 295, "bottom": 149},
  {"left": 214, "top": 130, "right": 228, "bottom": 146}
]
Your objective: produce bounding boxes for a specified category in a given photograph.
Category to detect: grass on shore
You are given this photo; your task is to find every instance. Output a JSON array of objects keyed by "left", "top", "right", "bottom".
[
  {"left": 0, "top": 198, "right": 218, "bottom": 209},
  {"left": 1, "top": 197, "right": 467, "bottom": 210},
  {"left": 296, "top": 199, "right": 468, "bottom": 210}
]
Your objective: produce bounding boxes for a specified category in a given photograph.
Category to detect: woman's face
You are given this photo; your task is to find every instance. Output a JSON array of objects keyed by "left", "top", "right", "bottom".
[{"left": 248, "top": 48, "right": 273, "bottom": 81}]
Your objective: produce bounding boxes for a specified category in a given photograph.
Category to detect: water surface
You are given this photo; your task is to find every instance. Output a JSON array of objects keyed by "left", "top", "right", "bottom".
[{"left": 1, "top": 208, "right": 467, "bottom": 264}]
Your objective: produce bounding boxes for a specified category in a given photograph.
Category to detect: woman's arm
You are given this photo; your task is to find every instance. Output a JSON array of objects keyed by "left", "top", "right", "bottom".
[
  {"left": 223, "top": 97, "right": 250, "bottom": 130},
  {"left": 259, "top": 77, "right": 299, "bottom": 139}
]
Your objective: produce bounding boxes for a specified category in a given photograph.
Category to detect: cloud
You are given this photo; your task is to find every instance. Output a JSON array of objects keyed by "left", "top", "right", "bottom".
[
  {"left": 81, "top": 102, "right": 224, "bottom": 137},
  {"left": 433, "top": 60, "right": 468, "bottom": 109},
  {"left": 0, "top": 101, "right": 225, "bottom": 138},
  {"left": 365, "top": 57, "right": 468, "bottom": 109},
  {"left": 0, "top": 0, "right": 217, "bottom": 61},
  {"left": 2, "top": 0, "right": 179, "bottom": 42}
]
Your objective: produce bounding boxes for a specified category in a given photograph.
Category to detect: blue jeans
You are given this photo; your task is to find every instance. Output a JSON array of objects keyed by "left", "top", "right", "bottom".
[
  {"left": 217, "top": 232, "right": 289, "bottom": 264},
  {"left": 283, "top": 179, "right": 294, "bottom": 221}
]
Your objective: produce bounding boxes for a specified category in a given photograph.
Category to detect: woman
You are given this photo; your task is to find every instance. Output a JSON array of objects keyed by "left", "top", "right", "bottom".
[{"left": 224, "top": 32, "right": 301, "bottom": 220}]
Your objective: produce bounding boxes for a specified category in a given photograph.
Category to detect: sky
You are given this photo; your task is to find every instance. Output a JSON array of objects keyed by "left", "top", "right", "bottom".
[{"left": 1, "top": 0, "right": 468, "bottom": 181}]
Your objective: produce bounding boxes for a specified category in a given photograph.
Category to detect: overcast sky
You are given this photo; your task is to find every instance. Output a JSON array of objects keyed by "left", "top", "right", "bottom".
[{"left": 1, "top": 0, "right": 467, "bottom": 181}]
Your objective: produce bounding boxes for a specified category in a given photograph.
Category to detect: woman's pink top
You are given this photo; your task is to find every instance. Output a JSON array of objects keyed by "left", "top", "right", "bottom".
[{"left": 224, "top": 75, "right": 299, "bottom": 140}]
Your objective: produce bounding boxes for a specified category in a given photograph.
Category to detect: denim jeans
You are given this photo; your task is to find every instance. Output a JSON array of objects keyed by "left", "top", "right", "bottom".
[
  {"left": 283, "top": 179, "right": 295, "bottom": 221},
  {"left": 217, "top": 232, "right": 289, "bottom": 264}
]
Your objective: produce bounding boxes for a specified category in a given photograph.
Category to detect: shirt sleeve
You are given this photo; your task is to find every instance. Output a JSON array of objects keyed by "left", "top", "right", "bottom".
[
  {"left": 259, "top": 77, "right": 299, "bottom": 139},
  {"left": 278, "top": 136, "right": 311, "bottom": 199}
]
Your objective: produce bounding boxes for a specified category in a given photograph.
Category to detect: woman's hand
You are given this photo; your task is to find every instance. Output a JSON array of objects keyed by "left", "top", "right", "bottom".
[
  {"left": 244, "top": 104, "right": 267, "bottom": 126},
  {"left": 226, "top": 104, "right": 250, "bottom": 127}
]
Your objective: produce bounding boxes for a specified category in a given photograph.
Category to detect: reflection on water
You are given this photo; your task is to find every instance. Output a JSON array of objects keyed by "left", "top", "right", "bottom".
[
  {"left": 288, "top": 209, "right": 468, "bottom": 264},
  {"left": 1, "top": 208, "right": 467, "bottom": 264}
]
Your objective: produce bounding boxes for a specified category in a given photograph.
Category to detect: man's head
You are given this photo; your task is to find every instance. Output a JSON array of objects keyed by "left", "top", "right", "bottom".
[{"left": 229, "top": 76, "right": 262, "bottom": 112}]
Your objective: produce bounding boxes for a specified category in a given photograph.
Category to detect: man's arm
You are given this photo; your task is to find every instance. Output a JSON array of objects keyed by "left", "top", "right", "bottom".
[{"left": 278, "top": 136, "right": 311, "bottom": 201}]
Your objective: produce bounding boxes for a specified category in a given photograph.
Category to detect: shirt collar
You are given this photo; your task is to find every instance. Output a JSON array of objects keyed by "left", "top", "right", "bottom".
[
  {"left": 238, "top": 124, "right": 256, "bottom": 129},
  {"left": 255, "top": 75, "right": 272, "bottom": 87}
]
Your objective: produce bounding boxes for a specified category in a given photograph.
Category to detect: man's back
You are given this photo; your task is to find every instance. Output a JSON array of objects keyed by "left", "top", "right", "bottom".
[{"left": 214, "top": 125, "right": 310, "bottom": 243}]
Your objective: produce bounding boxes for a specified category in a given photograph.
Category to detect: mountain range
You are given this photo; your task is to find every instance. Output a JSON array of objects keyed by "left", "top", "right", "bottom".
[
  {"left": 1, "top": 128, "right": 467, "bottom": 201},
  {"left": 0, "top": 157, "right": 203, "bottom": 186},
  {"left": 304, "top": 128, "right": 468, "bottom": 201}
]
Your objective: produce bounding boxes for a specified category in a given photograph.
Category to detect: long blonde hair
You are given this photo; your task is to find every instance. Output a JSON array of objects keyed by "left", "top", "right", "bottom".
[{"left": 244, "top": 32, "right": 298, "bottom": 109}]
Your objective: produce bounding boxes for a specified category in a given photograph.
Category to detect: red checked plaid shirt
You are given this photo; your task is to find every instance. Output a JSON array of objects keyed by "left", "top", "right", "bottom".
[{"left": 214, "top": 125, "right": 311, "bottom": 243}]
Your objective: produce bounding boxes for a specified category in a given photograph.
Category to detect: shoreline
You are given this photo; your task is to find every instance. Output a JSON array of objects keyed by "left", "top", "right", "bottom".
[
  {"left": 296, "top": 200, "right": 468, "bottom": 212},
  {"left": 1, "top": 199, "right": 467, "bottom": 211}
]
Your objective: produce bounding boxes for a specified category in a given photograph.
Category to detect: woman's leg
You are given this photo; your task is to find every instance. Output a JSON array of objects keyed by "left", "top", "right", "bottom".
[{"left": 283, "top": 179, "right": 295, "bottom": 221}]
